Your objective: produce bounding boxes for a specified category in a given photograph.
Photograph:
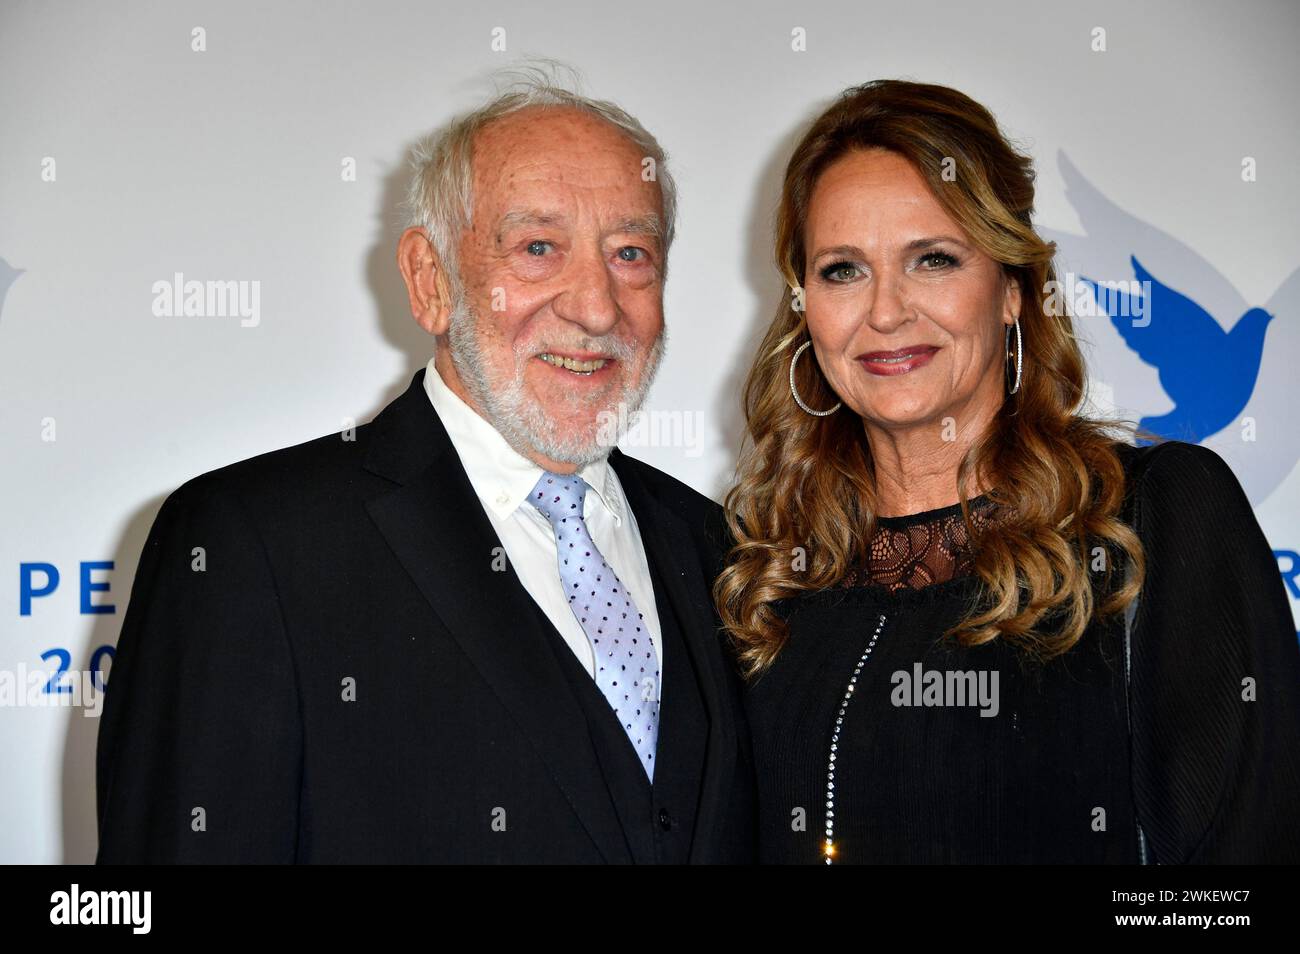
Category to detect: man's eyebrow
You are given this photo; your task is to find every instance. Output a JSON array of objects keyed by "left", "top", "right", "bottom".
[
  {"left": 810, "top": 235, "right": 970, "bottom": 260},
  {"left": 612, "top": 214, "right": 664, "bottom": 241},
  {"left": 496, "top": 209, "right": 566, "bottom": 243},
  {"left": 494, "top": 210, "right": 665, "bottom": 246}
]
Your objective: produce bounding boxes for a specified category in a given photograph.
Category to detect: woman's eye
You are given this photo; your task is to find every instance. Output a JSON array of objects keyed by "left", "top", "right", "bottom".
[
  {"left": 525, "top": 240, "right": 553, "bottom": 256},
  {"left": 618, "top": 246, "right": 645, "bottom": 263},
  {"left": 820, "top": 262, "right": 858, "bottom": 282},
  {"left": 919, "top": 251, "right": 958, "bottom": 269}
]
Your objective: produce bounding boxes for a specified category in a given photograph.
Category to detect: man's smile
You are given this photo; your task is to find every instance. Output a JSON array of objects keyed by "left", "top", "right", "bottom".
[{"left": 536, "top": 352, "right": 616, "bottom": 376}]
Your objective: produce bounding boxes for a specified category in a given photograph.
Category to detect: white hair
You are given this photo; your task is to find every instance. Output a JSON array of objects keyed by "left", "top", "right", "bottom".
[{"left": 402, "top": 58, "right": 679, "bottom": 298}]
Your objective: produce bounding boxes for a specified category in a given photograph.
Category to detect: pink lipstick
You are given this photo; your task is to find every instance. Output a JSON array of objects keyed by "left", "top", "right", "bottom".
[{"left": 856, "top": 346, "right": 939, "bottom": 376}]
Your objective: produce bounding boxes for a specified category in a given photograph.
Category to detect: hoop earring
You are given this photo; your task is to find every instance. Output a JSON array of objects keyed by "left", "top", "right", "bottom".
[
  {"left": 790, "top": 340, "right": 841, "bottom": 416},
  {"left": 1005, "top": 318, "right": 1023, "bottom": 396}
]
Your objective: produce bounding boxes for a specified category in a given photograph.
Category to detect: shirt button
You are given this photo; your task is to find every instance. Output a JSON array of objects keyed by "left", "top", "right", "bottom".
[
  {"left": 658, "top": 808, "right": 673, "bottom": 831},
  {"left": 496, "top": 493, "right": 509, "bottom": 506}
]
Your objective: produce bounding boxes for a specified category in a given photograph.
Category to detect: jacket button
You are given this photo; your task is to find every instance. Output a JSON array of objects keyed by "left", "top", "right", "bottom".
[{"left": 658, "top": 808, "right": 672, "bottom": 831}]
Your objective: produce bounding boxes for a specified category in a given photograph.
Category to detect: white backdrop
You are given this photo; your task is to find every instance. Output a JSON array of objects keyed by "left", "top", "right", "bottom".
[{"left": 2, "top": 0, "right": 1297, "bottom": 863}]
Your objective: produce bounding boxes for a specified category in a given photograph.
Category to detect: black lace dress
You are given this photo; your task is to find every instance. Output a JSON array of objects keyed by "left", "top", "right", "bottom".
[{"left": 741, "top": 441, "right": 1300, "bottom": 863}]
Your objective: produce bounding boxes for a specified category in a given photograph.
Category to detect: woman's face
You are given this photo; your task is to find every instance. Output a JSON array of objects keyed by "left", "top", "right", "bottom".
[{"left": 802, "top": 148, "right": 1020, "bottom": 434}]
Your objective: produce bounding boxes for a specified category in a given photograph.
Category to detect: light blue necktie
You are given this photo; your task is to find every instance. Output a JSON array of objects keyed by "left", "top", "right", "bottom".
[{"left": 528, "top": 470, "right": 660, "bottom": 781}]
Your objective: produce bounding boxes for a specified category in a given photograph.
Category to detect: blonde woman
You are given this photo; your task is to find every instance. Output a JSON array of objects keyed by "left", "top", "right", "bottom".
[{"left": 715, "top": 79, "right": 1300, "bottom": 864}]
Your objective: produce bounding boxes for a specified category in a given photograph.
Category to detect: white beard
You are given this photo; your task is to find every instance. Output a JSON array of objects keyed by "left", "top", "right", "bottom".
[{"left": 444, "top": 293, "right": 665, "bottom": 467}]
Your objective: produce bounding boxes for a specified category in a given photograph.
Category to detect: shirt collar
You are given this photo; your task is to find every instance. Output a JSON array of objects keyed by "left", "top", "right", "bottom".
[{"left": 422, "top": 356, "right": 624, "bottom": 525}]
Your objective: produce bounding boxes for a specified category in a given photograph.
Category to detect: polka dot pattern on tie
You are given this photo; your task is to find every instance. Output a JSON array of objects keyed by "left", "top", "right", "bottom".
[{"left": 528, "top": 470, "right": 660, "bottom": 781}]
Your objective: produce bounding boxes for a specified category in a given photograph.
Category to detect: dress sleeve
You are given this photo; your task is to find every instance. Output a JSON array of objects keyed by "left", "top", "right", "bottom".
[{"left": 1128, "top": 440, "right": 1300, "bottom": 862}]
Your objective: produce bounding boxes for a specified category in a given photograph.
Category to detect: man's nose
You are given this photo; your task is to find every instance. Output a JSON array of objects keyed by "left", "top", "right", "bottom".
[{"left": 552, "top": 244, "right": 620, "bottom": 336}]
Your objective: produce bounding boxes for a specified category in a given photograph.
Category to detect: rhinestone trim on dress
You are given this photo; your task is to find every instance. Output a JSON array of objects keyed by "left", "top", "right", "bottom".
[{"left": 824, "top": 612, "right": 887, "bottom": 864}]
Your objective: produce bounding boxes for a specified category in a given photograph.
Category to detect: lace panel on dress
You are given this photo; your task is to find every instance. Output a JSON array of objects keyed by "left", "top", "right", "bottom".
[{"left": 840, "top": 496, "right": 999, "bottom": 591}]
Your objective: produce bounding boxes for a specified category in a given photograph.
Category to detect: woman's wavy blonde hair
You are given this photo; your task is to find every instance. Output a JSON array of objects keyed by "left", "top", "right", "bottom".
[{"left": 714, "top": 79, "right": 1150, "bottom": 681}]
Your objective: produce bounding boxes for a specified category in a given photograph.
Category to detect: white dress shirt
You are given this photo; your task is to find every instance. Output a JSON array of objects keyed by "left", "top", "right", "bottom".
[{"left": 422, "top": 356, "right": 664, "bottom": 694}]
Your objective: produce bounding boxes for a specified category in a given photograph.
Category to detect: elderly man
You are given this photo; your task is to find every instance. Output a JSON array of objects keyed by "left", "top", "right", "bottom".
[{"left": 94, "top": 71, "right": 756, "bottom": 863}]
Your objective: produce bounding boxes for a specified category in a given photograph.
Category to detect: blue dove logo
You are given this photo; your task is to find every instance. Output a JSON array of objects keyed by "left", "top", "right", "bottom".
[
  {"left": 0, "top": 257, "right": 23, "bottom": 323},
  {"left": 1079, "top": 257, "right": 1274, "bottom": 445},
  {"left": 1040, "top": 153, "right": 1299, "bottom": 505}
]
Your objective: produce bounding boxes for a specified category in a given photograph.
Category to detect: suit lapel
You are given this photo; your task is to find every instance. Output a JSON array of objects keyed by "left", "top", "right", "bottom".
[
  {"left": 609, "top": 450, "right": 738, "bottom": 863},
  {"left": 361, "top": 369, "right": 631, "bottom": 863}
]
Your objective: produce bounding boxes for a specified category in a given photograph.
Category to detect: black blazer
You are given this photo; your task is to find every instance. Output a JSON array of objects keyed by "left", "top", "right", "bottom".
[{"left": 95, "top": 367, "right": 757, "bottom": 863}]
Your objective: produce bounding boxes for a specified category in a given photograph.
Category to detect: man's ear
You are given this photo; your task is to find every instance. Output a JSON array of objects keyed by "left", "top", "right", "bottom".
[{"left": 397, "top": 226, "right": 454, "bottom": 335}]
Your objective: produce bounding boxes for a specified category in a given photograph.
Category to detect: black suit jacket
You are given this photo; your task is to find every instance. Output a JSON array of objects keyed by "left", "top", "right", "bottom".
[{"left": 95, "top": 367, "right": 757, "bottom": 863}]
